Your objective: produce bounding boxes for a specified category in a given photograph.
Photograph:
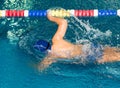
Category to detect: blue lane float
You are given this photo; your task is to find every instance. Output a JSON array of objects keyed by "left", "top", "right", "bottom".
[
  {"left": 98, "top": 10, "right": 117, "bottom": 16},
  {"left": 28, "top": 10, "right": 47, "bottom": 17}
]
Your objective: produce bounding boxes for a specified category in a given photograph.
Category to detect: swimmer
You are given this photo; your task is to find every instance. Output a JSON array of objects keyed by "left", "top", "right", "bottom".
[{"left": 33, "top": 13, "right": 120, "bottom": 71}]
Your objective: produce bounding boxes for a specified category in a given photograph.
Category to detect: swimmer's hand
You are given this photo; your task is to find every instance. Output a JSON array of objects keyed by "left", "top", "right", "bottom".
[
  {"left": 47, "top": 12, "right": 56, "bottom": 21},
  {"left": 38, "top": 56, "right": 56, "bottom": 72},
  {"left": 47, "top": 11, "right": 67, "bottom": 25}
]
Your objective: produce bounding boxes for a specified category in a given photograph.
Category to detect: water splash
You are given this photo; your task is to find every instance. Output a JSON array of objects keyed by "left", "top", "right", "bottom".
[{"left": 67, "top": 16, "right": 112, "bottom": 45}]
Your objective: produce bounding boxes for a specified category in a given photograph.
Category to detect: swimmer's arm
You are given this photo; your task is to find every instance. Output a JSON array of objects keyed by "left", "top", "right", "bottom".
[
  {"left": 47, "top": 13, "right": 68, "bottom": 41},
  {"left": 97, "top": 47, "right": 120, "bottom": 63},
  {"left": 38, "top": 56, "right": 56, "bottom": 71}
]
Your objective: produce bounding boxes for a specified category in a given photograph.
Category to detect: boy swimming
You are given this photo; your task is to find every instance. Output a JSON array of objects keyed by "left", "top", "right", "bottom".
[{"left": 34, "top": 13, "right": 120, "bottom": 71}]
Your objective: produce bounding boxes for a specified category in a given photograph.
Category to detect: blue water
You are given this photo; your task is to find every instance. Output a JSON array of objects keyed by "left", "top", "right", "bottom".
[{"left": 0, "top": 0, "right": 120, "bottom": 88}]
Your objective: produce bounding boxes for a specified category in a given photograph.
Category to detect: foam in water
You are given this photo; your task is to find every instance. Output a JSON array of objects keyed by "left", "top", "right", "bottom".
[
  {"left": 7, "top": 29, "right": 24, "bottom": 44},
  {"left": 3, "top": 0, "right": 33, "bottom": 9},
  {"left": 68, "top": 16, "right": 112, "bottom": 44},
  {"left": 0, "top": 0, "right": 35, "bottom": 44}
]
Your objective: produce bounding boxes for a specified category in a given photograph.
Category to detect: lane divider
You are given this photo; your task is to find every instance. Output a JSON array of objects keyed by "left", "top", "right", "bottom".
[{"left": 0, "top": 10, "right": 120, "bottom": 17}]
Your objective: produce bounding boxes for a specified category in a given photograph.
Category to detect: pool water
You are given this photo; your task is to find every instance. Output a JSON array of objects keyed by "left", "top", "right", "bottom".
[{"left": 0, "top": 0, "right": 120, "bottom": 88}]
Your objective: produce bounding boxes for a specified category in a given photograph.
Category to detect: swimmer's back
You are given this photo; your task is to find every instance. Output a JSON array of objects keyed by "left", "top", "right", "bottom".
[{"left": 51, "top": 39, "right": 83, "bottom": 58}]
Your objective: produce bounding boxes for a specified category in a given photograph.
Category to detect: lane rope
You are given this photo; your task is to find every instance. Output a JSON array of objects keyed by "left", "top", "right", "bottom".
[{"left": 0, "top": 9, "right": 120, "bottom": 17}]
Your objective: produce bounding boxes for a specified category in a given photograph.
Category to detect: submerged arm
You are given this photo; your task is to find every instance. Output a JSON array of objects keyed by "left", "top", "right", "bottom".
[{"left": 38, "top": 56, "right": 56, "bottom": 71}]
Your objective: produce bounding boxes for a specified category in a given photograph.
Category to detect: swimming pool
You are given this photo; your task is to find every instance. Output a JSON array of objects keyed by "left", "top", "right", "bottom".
[{"left": 0, "top": 0, "right": 120, "bottom": 88}]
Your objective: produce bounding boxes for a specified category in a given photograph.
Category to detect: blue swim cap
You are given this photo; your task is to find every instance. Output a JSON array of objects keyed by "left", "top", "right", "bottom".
[{"left": 33, "top": 40, "right": 51, "bottom": 52}]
